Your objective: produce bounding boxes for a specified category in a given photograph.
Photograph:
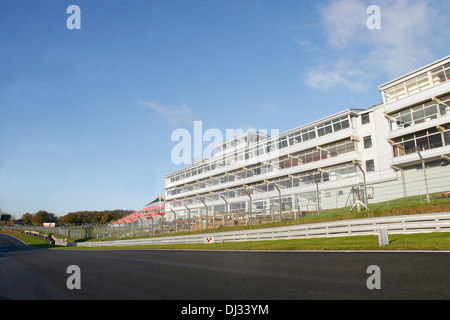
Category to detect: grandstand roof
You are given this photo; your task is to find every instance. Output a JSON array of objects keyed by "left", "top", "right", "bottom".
[
  {"left": 146, "top": 193, "right": 165, "bottom": 206},
  {"left": 114, "top": 203, "right": 165, "bottom": 224}
]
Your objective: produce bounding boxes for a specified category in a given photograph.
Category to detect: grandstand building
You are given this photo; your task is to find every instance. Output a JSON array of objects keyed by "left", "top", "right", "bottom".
[
  {"left": 114, "top": 194, "right": 165, "bottom": 225},
  {"left": 164, "top": 55, "right": 450, "bottom": 230}
]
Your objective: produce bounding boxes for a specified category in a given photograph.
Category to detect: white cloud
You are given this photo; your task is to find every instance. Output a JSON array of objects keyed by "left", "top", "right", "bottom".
[
  {"left": 304, "top": 56, "right": 370, "bottom": 92},
  {"left": 303, "top": 0, "right": 449, "bottom": 92},
  {"left": 259, "top": 103, "right": 274, "bottom": 110},
  {"left": 138, "top": 100, "right": 193, "bottom": 125},
  {"left": 320, "top": 0, "right": 367, "bottom": 48}
]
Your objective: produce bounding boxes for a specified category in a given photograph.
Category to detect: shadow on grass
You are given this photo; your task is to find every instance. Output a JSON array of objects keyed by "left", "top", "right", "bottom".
[{"left": 73, "top": 237, "right": 93, "bottom": 243}]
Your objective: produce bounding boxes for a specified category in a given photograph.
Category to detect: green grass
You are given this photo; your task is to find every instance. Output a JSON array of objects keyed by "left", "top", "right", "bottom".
[
  {"left": 3, "top": 192, "right": 449, "bottom": 251},
  {"left": 83, "top": 192, "right": 450, "bottom": 243},
  {"left": 3, "top": 229, "right": 449, "bottom": 251},
  {"left": 0, "top": 231, "right": 55, "bottom": 249},
  {"left": 53, "top": 232, "right": 450, "bottom": 251}
]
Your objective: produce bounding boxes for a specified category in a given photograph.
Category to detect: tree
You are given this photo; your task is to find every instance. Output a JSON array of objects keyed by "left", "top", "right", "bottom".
[
  {"left": 59, "top": 209, "right": 134, "bottom": 226},
  {"left": 22, "top": 213, "right": 32, "bottom": 225},
  {"left": 31, "top": 210, "right": 57, "bottom": 226},
  {"left": 60, "top": 212, "right": 80, "bottom": 225},
  {"left": 32, "top": 211, "right": 49, "bottom": 226}
]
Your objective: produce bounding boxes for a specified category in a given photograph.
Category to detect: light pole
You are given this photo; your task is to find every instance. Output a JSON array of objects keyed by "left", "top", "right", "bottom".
[
  {"left": 272, "top": 182, "right": 283, "bottom": 221},
  {"left": 308, "top": 173, "right": 321, "bottom": 217},
  {"left": 244, "top": 186, "right": 253, "bottom": 225},
  {"left": 353, "top": 160, "right": 369, "bottom": 210},
  {"left": 184, "top": 204, "right": 191, "bottom": 232},
  {"left": 170, "top": 208, "right": 177, "bottom": 233},
  {"left": 157, "top": 210, "right": 165, "bottom": 235},
  {"left": 220, "top": 195, "right": 229, "bottom": 227},
  {"left": 416, "top": 150, "right": 430, "bottom": 203},
  {"left": 199, "top": 199, "right": 209, "bottom": 230},
  {"left": 146, "top": 216, "right": 154, "bottom": 236},
  {"left": 138, "top": 217, "right": 144, "bottom": 237}
]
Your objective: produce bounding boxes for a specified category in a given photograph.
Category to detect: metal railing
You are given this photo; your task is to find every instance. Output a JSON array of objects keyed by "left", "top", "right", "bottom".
[{"left": 60, "top": 212, "right": 450, "bottom": 247}]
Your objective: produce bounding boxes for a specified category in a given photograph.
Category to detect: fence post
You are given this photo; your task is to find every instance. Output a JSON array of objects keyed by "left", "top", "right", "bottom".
[
  {"left": 199, "top": 200, "right": 208, "bottom": 230},
  {"left": 378, "top": 228, "right": 389, "bottom": 246},
  {"left": 170, "top": 209, "right": 177, "bottom": 233},
  {"left": 308, "top": 173, "right": 321, "bottom": 217},
  {"left": 353, "top": 160, "right": 369, "bottom": 210},
  {"left": 245, "top": 187, "right": 253, "bottom": 225},
  {"left": 221, "top": 195, "right": 229, "bottom": 228},
  {"left": 272, "top": 183, "right": 283, "bottom": 221},
  {"left": 416, "top": 150, "right": 430, "bottom": 203}
]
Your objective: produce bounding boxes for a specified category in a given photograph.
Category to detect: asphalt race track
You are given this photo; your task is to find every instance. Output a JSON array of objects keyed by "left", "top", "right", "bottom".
[{"left": 0, "top": 233, "right": 449, "bottom": 300}]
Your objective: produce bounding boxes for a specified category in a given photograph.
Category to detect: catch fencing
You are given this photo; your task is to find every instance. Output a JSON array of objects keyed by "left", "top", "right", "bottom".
[
  {"left": 5, "top": 157, "right": 449, "bottom": 242},
  {"left": 60, "top": 212, "right": 450, "bottom": 247}
]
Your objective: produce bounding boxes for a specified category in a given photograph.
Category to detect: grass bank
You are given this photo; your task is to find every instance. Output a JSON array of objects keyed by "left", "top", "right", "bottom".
[
  {"left": 0, "top": 230, "right": 55, "bottom": 249},
  {"left": 31, "top": 232, "right": 450, "bottom": 251},
  {"left": 85, "top": 192, "right": 450, "bottom": 243},
  {"left": 2, "top": 229, "right": 449, "bottom": 251},
  {"left": 2, "top": 193, "right": 449, "bottom": 251}
]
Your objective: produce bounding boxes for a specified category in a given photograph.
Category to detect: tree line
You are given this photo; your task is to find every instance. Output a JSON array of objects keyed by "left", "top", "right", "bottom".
[{"left": 18, "top": 209, "right": 135, "bottom": 226}]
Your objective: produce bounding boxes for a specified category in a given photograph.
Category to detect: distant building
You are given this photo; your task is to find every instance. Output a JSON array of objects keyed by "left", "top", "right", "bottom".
[
  {"left": 164, "top": 56, "right": 450, "bottom": 226},
  {"left": 114, "top": 194, "right": 165, "bottom": 224}
]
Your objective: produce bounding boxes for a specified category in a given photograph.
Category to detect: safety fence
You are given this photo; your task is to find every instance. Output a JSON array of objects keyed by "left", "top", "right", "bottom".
[
  {"left": 4, "top": 157, "right": 449, "bottom": 241},
  {"left": 59, "top": 212, "right": 450, "bottom": 247}
]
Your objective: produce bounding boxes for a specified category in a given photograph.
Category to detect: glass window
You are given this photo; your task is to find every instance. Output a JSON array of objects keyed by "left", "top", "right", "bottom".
[
  {"left": 336, "top": 143, "right": 347, "bottom": 155},
  {"left": 393, "top": 142, "right": 405, "bottom": 157},
  {"left": 312, "top": 150, "right": 321, "bottom": 162},
  {"left": 302, "top": 127, "right": 316, "bottom": 141},
  {"left": 323, "top": 122, "right": 333, "bottom": 135},
  {"left": 328, "top": 144, "right": 338, "bottom": 157},
  {"left": 235, "top": 170, "right": 246, "bottom": 179},
  {"left": 405, "top": 78, "right": 419, "bottom": 95},
  {"left": 404, "top": 138, "right": 416, "bottom": 155},
  {"left": 417, "top": 74, "right": 431, "bottom": 91},
  {"left": 432, "top": 66, "right": 447, "bottom": 84},
  {"left": 266, "top": 141, "right": 275, "bottom": 153},
  {"left": 278, "top": 138, "right": 288, "bottom": 149},
  {"left": 317, "top": 127, "right": 325, "bottom": 137},
  {"left": 424, "top": 103, "right": 438, "bottom": 120},
  {"left": 445, "top": 63, "right": 450, "bottom": 80},
  {"left": 348, "top": 165, "right": 357, "bottom": 177},
  {"left": 361, "top": 114, "right": 370, "bottom": 125},
  {"left": 348, "top": 141, "right": 356, "bottom": 152},
  {"left": 444, "top": 131, "right": 450, "bottom": 146},
  {"left": 393, "top": 83, "right": 406, "bottom": 99},
  {"left": 341, "top": 118, "right": 350, "bottom": 129},
  {"left": 428, "top": 131, "right": 443, "bottom": 149},
  {"left": 440, "top": 95, "right": 450, "bottom": 115},
  {"left": 412, "top": 105, "right": 425, "bottom": 124},
  {"left": 333, "top": 120, "right": 342, "bottom": 132},
  {"left": 289, "top": 133, "right": 301, "bottom": 146},
  {"left": 366, "top": 160, "right": 375, "bottom": 172},
  {"left": 363, "top": 136, "right": 372, "bottom": 149},
  {"left": 385, "top": 88, "right": 395, "bottom": 102},
  {"left": 415, "top": 132, "right": 429, "bottom": 151},
  {"left": 301, "top": 129, "right": 309, "bottom": 142}
]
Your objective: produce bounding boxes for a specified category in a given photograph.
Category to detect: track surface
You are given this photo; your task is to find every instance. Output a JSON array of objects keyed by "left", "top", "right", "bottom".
[{"left": 0, "top": 233, "right": 449, "bottom": 300}]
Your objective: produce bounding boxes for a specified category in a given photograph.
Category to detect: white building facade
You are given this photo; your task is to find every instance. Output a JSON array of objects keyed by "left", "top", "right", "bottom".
[{"left": 164, "top": 56, "right": 450, "bottom": 228}]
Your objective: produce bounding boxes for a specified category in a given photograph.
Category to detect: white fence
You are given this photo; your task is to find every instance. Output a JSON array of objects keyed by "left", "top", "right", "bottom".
[{"left": 60, "top": 212, "right": 450, "bottom": 247}]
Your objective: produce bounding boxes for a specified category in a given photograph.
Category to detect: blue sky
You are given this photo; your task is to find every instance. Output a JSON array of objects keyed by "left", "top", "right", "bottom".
[{"left": 1, "top": 0, "right": 449, "bottom": 217}]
